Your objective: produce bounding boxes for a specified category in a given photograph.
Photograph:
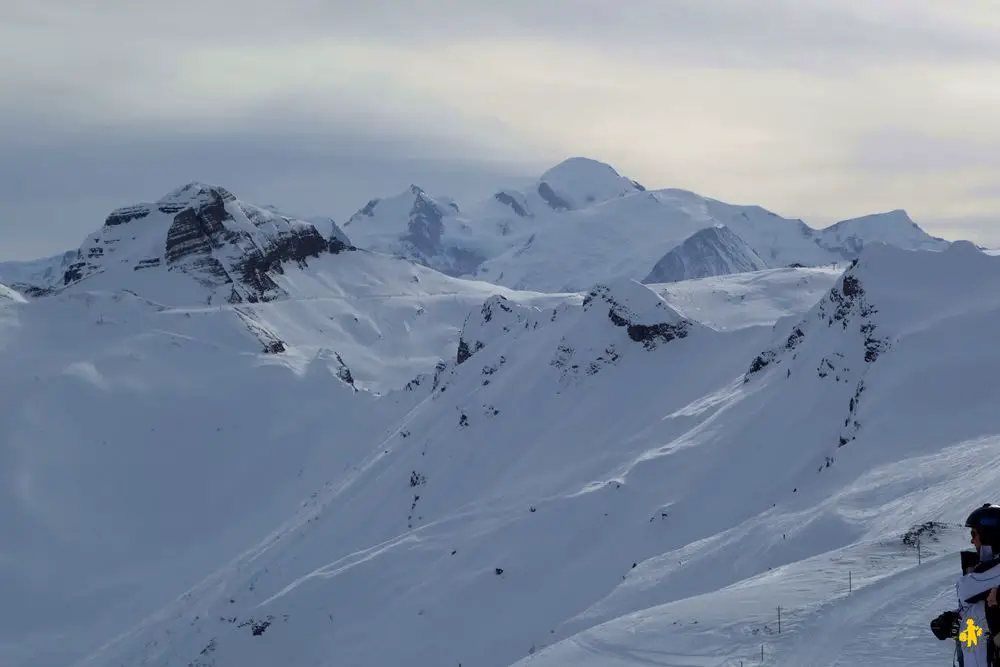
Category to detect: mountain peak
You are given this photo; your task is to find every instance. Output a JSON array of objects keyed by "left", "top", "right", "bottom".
[
  {"left": 539, "top": 157, "right": 624, "bottom": 182},
  {"left": 819, "top": 209, "right": 948, "bottom": 255},
  {"left": 535, "top": 157, "right": 644, "bottom": 211},
  {"left": 156, "top": 181, "right": 237, "bottom": 210},
  {"left": 31, "top": 184, "right": 355, "bottom": 303}
]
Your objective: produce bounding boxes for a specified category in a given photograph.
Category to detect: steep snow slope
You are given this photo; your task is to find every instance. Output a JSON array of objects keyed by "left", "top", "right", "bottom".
[
  {"left": 0, "top": 281, "right": 25, "bottom": 303},
  {"left": 642, "top": 225, "right": 768, "bottom": 283},
  {"left": 4, "top": 264, "right": 836, "bottom": 667},
  {"left": 0, "top": 263, "right": 573, "bottom": 666},
  {"left": 0, "top": 288, "right": 383, "bottom": 667},
  {"left": 512, "top": 241, "right": 1000, "bottom": 666},
  {"left": 337, "top": 156, "right": 946, "bottom": 291},
  {"left": 68, "top": 277, "right": 769, "bottom": 667},
  {"left": 59, "top": 242, "right": 1000, "bottom": 667},
  {"left": 182, "top": 251, "right": 570, "bottom": 391}
]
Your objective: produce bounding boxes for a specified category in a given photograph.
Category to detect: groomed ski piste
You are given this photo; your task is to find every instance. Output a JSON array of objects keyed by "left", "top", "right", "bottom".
[{"left": 1, "top": 177, "right": 997, "bottom": 667}]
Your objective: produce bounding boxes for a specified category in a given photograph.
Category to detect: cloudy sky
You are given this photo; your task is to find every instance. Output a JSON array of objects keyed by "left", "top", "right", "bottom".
[{"left": 2, "top": 0, "right": 999, "bottom": 260}]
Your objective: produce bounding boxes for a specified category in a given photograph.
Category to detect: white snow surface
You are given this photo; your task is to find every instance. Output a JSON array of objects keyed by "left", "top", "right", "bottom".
[
  {"left": 0, "top": 281, "right": 25, "bottom": 303},
  {"left": 337, "top": 157, "right": 949, "bottom": 292},
  {"left": 1, "top": 178, "right": 995, "bottom": 667}
]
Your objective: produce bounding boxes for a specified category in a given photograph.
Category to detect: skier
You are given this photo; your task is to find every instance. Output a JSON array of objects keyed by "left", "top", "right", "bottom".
[{"left": 931, "top": 504, "right": 1000, "bottom": 666}]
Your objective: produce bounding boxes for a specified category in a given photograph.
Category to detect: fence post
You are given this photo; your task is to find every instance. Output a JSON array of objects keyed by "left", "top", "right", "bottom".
[
  {"left": 849, "top": 570, "right": 852, "bottom": 594},
  {"left": 777, "top": 606, "right": 781, "bottom": 634}
]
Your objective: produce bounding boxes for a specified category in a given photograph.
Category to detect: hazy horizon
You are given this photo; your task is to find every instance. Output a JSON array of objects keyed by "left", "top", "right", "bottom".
[{"left": 3, "top": 1, "right": 999, "bottom": 260}]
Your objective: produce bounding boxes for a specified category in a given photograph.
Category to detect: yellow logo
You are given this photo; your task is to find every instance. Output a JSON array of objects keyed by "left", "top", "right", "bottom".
[{"left": 960, "top": 618, "right": 983, "bottom": 648}]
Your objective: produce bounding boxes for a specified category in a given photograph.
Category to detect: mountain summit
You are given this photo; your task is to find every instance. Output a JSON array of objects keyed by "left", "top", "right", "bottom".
[
  {"left": 533, "top": 156, "right": 646, "bottom": 210},
  {"left": 335, "top": 157, "right": 950, "bottom": 291},
  {"left": 8, "top": 182, "right": 355, "bottom": 304}
]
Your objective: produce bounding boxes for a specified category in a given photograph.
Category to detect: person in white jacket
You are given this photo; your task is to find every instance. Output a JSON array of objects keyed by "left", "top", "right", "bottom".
[{"left": 932, "top": 504, "right": 1000, "bottom": 667}]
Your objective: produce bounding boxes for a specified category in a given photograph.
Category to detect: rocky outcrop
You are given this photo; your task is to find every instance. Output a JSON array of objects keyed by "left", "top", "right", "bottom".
[
  {"left": 456, "top": 295, "right": 543, "bottom": 365},
  {"left": 744, "top": 264, "right": 889, "bottom": 385},
  {"left": 402, "top": 187, "right": 446, "bottom": 259},
  {"left": 494, "top": 191, "right": 530, "bottom": 218},
  {"left": 581, "top": 281, "right": 692, "bottom": 351},
  {"left": 33, "top": 182, "right": 357, "bottom": 303},
  {"left": 537, "top": 182, "right": 572, "bottom": 211}
]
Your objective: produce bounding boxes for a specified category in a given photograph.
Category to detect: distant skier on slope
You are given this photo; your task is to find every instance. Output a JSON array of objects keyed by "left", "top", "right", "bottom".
[{"left": 931, "top": 504, "right": 1000, "bottom": 666}]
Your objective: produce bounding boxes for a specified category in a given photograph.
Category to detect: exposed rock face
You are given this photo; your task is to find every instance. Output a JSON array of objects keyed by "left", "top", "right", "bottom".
[
  {"left": 494, "top": 191, "right": 530, "bottom": 218},
  {"left": 456, "top": 295, "right": 542, "bottom": 365},
  {"left": 403, "top": 188, "right": 446, "bottom": 260},
  {"left": 32, "top": 182, "right": 357, "bottom": 303},
  {"left": 104, "top": 205, "right": 152, "bottom": 226},
  {"left": 345, "top": 185, "right": 486, "bottom": 277},
  {"left": 537, "top": 182, "right": 572, "bottom": 211},
  {"left": 744, "top": 265, "right": 889, "bottom": 385},
  {"left": 581, "top": 281, "right": 692, "bottom": 351}
]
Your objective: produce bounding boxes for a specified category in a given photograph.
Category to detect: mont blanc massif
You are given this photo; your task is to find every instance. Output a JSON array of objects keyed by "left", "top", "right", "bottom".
[{"left": 2, "top": 157, "right": 997, "bottom": 667}]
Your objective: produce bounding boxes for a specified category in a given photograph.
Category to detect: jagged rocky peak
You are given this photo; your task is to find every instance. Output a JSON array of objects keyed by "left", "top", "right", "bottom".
[
  {"left": 50, "top": 182, "right": 356, "bottom": 303},
  {"left": 493, "top": 190, "right": 531, "bottom": 218},
  {"left": 535, "top": 157, "right": 644, "bottom": 211},
  {"left": 101, "top": 182, "right": 235, "bottom": 227},
  {"left": 581, "top": 277, "right": 694, "bottom": 350},
  {"left": 405, "top": 189, "right": 447, "bottom": 258},
  {"left": 342, "top": 183, "right": 484, "bottom": 276},
  {"left": 743, "top": 246, "right": 906, "bottom": 384},
  {"left": 456, "top": 294, "right": 545, "bottom": 364},
  {"left": 157, "top": 181, "right": 237, "bottom": 213},
  {"left": 345, "top": 184, "right": 452, "bottom": 228},
  {"left": 643, "top": 225, "right": 768, "bottom": 283}
]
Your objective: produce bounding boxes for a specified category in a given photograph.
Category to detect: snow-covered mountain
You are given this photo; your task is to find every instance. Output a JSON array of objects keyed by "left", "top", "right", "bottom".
[
  {"left": 0, "top": 249, "right": 78, "bottom": 296},
  {"left": 817, "top": 208, "right": 946, "bottom": 255},
  {"left": 341, "top": 185, "right": 488, "bottom": 277},
  {"left": 642, "top": 224, "right": 768, "bottom": 283},
  {"left": 5, "top": 182, "right": 359, "bottom": 305},
  {"left": 5, "top": 202, "right": 1000, "bottom": 667},
  {"left": 337, "top": 157, "right": 949, "bottom": 291}
]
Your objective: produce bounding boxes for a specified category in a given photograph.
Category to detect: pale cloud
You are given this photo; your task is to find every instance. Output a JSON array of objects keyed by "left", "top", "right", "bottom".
[{"left": 1, "top": 0, "right": 999, "bottom": 259}]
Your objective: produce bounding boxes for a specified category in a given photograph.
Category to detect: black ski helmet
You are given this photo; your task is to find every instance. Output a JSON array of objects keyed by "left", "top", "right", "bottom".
[{"left": 966, "top": 503, "right": 1000, "bottom": 546}]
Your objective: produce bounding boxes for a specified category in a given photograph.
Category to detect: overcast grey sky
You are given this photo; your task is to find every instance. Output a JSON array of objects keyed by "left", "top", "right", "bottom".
[{"left": 2, "top": 0, "right": 999, "bottom": 260}]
